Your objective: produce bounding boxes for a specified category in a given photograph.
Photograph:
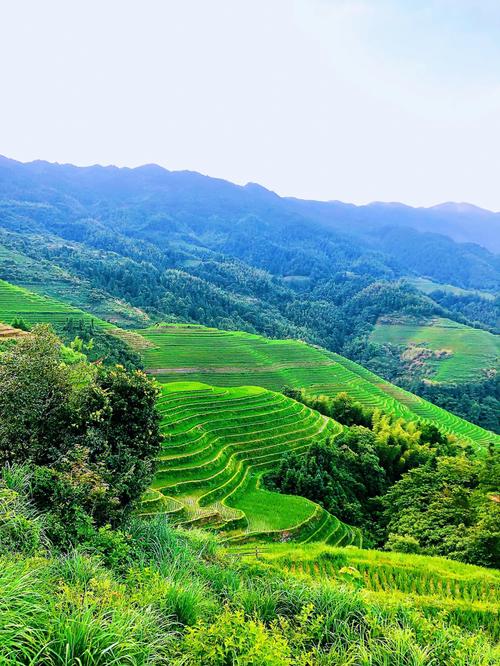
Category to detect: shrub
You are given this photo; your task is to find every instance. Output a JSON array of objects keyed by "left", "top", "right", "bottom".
[
  {"left": 0, "top": 326, "right": 162, "bottom": 549},
  {"left": 386, "top": 533, "right": 422, "bottom": 554},
  {"left": 179, "top": 607, "right": 292, "bottom": 665}
]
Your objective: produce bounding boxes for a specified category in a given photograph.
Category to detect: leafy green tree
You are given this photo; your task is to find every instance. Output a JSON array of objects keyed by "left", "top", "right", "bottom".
[
  {"left": 0, "top": 325, "right": 81, "bottom": 465},
  {"left": 381, "top": 455, "right": 499, "bottom": 566},
  {"left": 0, "top": 325, "right": 162, "bottom": 544},
  {"left": 92, "top": 364, "right": 162, "bottom": 511},
  {"left": 266, "top": 428, "right": 385, "bottom": 528},
  {"left": 385, "top": 533, "right": 422, "bottom": 554}
]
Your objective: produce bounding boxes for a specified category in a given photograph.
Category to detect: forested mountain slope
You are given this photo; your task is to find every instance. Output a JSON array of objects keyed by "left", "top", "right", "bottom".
[
  {"left": 0, "top": 156, "right": 498, "bottom": 431},
  {"left": 0, "top": 155, "right": 498, "bottom": 289}
]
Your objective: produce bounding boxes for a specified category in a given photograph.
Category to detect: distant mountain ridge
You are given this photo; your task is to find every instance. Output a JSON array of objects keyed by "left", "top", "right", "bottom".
[{"left": 1, "top": 154, "right": 498, "bottom": 252}]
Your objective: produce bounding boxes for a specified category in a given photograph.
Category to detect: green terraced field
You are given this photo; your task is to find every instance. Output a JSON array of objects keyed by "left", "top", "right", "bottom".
[
  {"left": 142, "top": 381, "right": 361, "bottom": 546},
  {"left": 132, "top": 324, "right": 499, "bottom": 449},
  {"left": 371, "top": 316, "right": 499, "bottom": 383},
  {"left": 233, "top": 542, "right": 500, "bottom": 639},
  {"left": 0, "top": 247, "right": 150, "bottom": 327},
  {"left": 0, "top": 278, "right": 113, "bottom": 331},
  {"left": 407, "top": 277, "right": 495, "bottom": 301}
]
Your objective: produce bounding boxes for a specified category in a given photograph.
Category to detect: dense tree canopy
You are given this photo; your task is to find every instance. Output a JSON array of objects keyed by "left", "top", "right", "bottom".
[{"left": 0, "top": 325, "right": 162, "bottom": 546}]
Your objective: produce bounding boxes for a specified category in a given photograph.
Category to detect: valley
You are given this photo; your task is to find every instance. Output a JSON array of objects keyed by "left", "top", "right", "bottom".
[{"left": 2, "top": 1, "right": 499, "bottom": 659}]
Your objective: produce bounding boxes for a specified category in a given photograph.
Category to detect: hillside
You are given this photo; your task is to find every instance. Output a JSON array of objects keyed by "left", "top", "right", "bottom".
[
  {"left": 129, "top": 324, "right": 499, "bottom": 449},
  {"left": 0, "top": 278, "right": 113, "bottom": 331},
  {"left": 0, "top": 280, "right": 492, "bottom": 446},
  {"left": 408, "top": 277, "right": 496, "bottom": 301},
  {"left": 0, "top": 241, "right": 150, "bottom": 328},
  {"left": 236, "top": 543, "right": 500, "bottom": 641},
  {"left": 0, "top": 276, "right": 496, "bottom": 445},
  {"left": 1, "top": 286, "right": 499, "bottom": 663},
  {"left": 143, "top": 381, "right": 361, "bottom": 547},
  {"left": 371, "top": 316, "right": 499, "bottom": 384},
  {"left": 0, "top": 156, "right": 498, "bottom": 431}
]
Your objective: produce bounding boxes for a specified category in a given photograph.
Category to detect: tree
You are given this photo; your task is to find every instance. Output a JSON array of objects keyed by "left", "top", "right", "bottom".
[
  {"left": 0, "top": 325, "right": 80, "bottom": 465},
  {"left": 92, "top": 364, "right": 162, "bottom": 512},
  {"left": 266, "top": 428, "right": 386, "bottom": 529},
  {"left": 0, "top": 325, "right": 162, "bottom": 544},
  {"left": 380, "top": 456, "right": 499, "bottom": 566}
]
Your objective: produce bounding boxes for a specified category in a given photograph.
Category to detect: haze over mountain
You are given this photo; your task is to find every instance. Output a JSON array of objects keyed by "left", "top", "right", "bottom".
[{"left": 0, "top": 155, "right": 499, "bottom": 256}]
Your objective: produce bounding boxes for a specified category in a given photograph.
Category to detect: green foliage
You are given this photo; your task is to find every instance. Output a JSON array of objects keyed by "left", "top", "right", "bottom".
[
  {"left": 287, "top": 385, "right": 462, "bottom": 481},
  {"left": 0, "top": 324, "right": 79, "bottom": 466},
  {"left": 0, "top": 500, "right": 499, "bottom": 664},
  {"left": 386, "top": 534, "right": 422, "bottom": 554},
  {"left": 0, "top": 326, "right": 162, "bottom": 548},
  {"left": 266, "top": 391, "right": 498, "bottom": 563},
  {"left": 381, "top": 454, "right": 500, "bottom": 567},
  {"left": 10, "top": 316, "right": 30, "bottom": 331},
  {"left": 0, "top": 485, "right": 42, "bottom": 555},
  {"left": 62, "top": 317, "right": 143, "bottom": 370},
  {"left": 283, "top": 387, "right": 373, "bottom": 427},
  {"left": 180, "top": 607, "right": 293, "bottom": 665},
  {"left": 266, "top": 432, "right": 385, "bottom": 528},
  {"left": 95, "top": 364, "right": 162, "bottom": 509}
]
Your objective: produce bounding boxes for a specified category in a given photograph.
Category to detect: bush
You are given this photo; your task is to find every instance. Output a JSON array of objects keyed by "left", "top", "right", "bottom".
[
  {"left": 0, "top": 326, "right": 162, "bottom": 549},
  {"left": 386, "top": 533, "right": 422, "bottom": 554},
  {"left": 179, "top": 607, "right": 293, "bottom": 665}
]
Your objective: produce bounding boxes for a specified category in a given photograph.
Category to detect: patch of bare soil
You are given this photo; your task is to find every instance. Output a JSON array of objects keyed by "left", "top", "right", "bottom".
[
  {"left": 108, "top": 328, "right": 156, "bottom": 350},
  {"left": 0, "top": 323, "right": 28, "bottom": 339}
]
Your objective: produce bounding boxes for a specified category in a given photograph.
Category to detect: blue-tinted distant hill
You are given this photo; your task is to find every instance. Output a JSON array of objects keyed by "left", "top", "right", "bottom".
[{"left": 0, "top": 155, "right": 498, "bottom": 290}]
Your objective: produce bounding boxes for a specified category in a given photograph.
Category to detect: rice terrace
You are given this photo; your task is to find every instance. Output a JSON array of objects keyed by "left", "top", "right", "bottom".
[
  {"left": 1, "top": 6, "right": 500, "bottom": 655},
  {"left": 131, "top": 323, "right": 498, "bottom": 450},
  {"left": 142, "top": 381, "right": 361, "bottom": 546},
  {"left": 371, "top": 316, "right": 499, "bottom": 384}
]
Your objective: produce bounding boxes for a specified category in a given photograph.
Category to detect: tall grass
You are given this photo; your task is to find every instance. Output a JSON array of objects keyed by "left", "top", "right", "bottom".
[{"left": 0, "top": 519, "right": 499, "bottom": 664}]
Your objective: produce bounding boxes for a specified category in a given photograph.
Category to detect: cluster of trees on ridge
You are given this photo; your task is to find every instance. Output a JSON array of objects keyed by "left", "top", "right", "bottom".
[{"left": 266, "top": 388, "right": 500, "bottom": 568}]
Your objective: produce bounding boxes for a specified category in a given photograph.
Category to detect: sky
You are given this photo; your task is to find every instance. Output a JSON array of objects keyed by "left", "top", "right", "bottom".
[{"left": 1, "top": 0, "right": 500, "bottom": 210}]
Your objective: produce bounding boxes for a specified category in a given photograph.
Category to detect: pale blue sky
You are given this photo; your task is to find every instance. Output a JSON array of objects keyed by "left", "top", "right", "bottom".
[{"left": 1, "top": 0, "right": 499, "bottom": 210}]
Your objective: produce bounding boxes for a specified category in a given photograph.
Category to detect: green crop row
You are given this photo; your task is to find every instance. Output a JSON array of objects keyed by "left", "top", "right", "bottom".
[
  {"left": 0, "top": 279, "right": 113, "bottom": 331},
  {"left": 232, "top": 542, "right": 499, "bottom": 638},
  {"left": 136, "top": 324, "right": 499, "bottom": 451},
  {"left": 142, "top": 381, "right": 358, "bottom": 546}
]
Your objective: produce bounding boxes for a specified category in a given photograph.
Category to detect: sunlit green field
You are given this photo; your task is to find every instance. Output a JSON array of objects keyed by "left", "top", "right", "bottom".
[
  {"left": 141, "top": 380, "right": 361, "bottom": 546},
  {"left": 132, "top": 323, "right": 499, "bottom": 449},
  {"left": 0, "top": 278, "right": 113, "bottom": 331},
  {"left": 371, "top": 316, "right": 499, "bottom": 383},
  {"left": 407, "top": 277, "right": 495, "bottom": 300},
  {"left": 229, "top": 473, "right": 317, "bottom": 532},
  {"left": 232, "top": 542, "right": 500, "bottom": 640}
]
